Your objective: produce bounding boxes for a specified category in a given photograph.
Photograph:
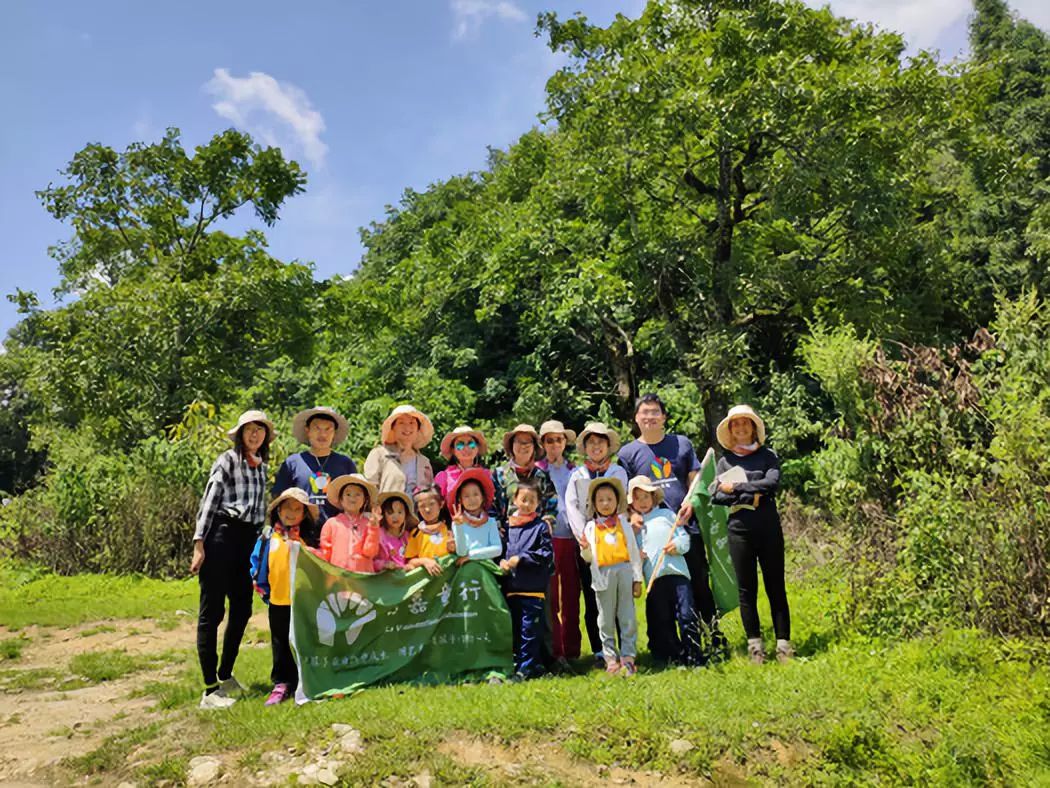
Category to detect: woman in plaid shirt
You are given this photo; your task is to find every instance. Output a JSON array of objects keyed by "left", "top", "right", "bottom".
[{"left": 190, "top": 409, "right": 273, "bottom": 709}]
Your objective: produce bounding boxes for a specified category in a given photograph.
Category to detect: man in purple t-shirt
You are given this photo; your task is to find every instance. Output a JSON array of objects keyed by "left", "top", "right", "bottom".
[{"left": 618, "top": 393, "right": 723, "bottom": 653}]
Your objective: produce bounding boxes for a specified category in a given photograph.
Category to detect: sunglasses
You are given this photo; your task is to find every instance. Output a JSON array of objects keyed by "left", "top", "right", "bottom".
[{"left": 454, "top": 439, "right": 479, "bottom": 451}]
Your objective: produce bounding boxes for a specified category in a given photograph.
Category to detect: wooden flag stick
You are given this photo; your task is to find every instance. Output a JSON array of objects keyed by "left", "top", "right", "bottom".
[{"left": 647, "top": 448, "right": 715, "bottom": 594}]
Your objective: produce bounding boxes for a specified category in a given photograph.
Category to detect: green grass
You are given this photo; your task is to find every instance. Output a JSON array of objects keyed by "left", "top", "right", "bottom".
[
  {"left": 0, "top": 565, "right": 197, "bottom": 628},
  {"left": 0, "top": 666, "right": 89, "bottom": 691},
  {"left": 68, "top": 648, "right": 185, "bottom": 682},
  {"left": 10, "top": 555, "right": 1050, "bottom": 786},
  {"left": 0, "top": 635, "right": 28, "bottom": 660}
]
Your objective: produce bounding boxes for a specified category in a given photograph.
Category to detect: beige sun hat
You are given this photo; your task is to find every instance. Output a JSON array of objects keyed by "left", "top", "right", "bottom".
[
  {"left": 502, "top": 424, "right": 544, "bottom": 459},
  {"left": 267, "top": 487, "right": 320, "bottom": 521},
  {"left": 292, "top": 406, "right": 349, "bottom": 446},
  {"left": 539, "top": 419, "right": 578, "bottom": 444},
  {"left": 378, "top": 490, "right": 420, "bottom": 528},
  {"left": 439, "top": 426, "right": 490, "bottom": 460},
  {"left": 586, "top": 476, "right": 628, "bottom": 516},
  {"left": 627, "top": 475, "right": 665, "bottom": 506},
  {"left": 381, "top": 405, "right": 435, "bottom": 450},
  {"left": 576, "top": 422, "right": 621, "bottom": 454},
  {"left": 226, "top": 409, "right": 276, "bottom": 443},
  {"left": 716, "top": 404, "right": 766, "bottom": 450},
  {"left": 327, "top": 473, "right": 379, "bottom": 509}
]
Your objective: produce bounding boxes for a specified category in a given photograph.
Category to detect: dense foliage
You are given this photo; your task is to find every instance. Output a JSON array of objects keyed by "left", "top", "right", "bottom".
[{"left": 1, "top": 0, "right": 1046, "bottom": 636}]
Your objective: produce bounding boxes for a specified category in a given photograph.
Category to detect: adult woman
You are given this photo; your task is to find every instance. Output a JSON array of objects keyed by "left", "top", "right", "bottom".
[
  {"left": 434, "top": 425, "right": 489, "bottom": 506},
  {"left": 711, "top": 405, "right": 792, "bottom": 664},
  {"left": 364, "top": 404, "right": 435, "bottom": 495},
  {"left": 191, "top": 409, "right": 274, "bottom": 709},
  {"left": 492, "top": 423, "right": 558, "bottom": 528}
]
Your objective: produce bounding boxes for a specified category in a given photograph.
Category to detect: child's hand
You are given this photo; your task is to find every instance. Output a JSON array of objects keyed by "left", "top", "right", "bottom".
[
  {"left": 639, "top": 550, "right": 648, "bottom": 561},
  {"left": 422, "top": 557, "right": 442, "bottom": 577},
  {"left": 447, "top": 539, "right": 456, "bottom": 553},
  {"left": 632, "top": 581, "right": 642, "bottom": 599},
  {"left": 578, "top": 534, "right": 589, "bottom": 550},
  {"left": 629, "top": 512, "right": 644, "bottom": 532},
  {"left": 451, "top": 503, "right": 466, "bottom": 525},
  {"left": 499, "top": 559, "right": 511, "bottom": 572},
  {"left": 456, "top": 556, "right": 470, "bottom": 566},
  {"left": 189, "top": 541, "right": 205, "bottom": 575},
  {"left": 663, "top": 543, "right": 679, "bottom": 555}
]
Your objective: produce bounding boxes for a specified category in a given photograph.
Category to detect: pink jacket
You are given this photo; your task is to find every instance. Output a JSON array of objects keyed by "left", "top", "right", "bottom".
[
  {"left": 375, "top": 528, "right": 408, "bottom": 571},
  {"left": 318, "top": 513, "right": 380, "bottom": 574},
  {"left": 435, "top": 464, "right": 467, "bottom": 507}
]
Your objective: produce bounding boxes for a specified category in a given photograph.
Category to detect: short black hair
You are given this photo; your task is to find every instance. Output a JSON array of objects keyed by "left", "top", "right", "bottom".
[
  {"left": 582, "top": 433, "right": 611, "bottom": 450},
  {"left": 514, "top": 478, "right": 542, "bottom": 500},
  {"left": 306, "top": 413, "right": 339, "bottom": 429},
  {"left": 634, "top": 393, "right": 667, "bottom": 416}
]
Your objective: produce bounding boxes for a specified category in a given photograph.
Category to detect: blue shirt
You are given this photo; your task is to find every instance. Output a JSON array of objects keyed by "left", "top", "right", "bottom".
[
  {"left": 637, "top": 507, "right": 691, "bottom": 584},
  {"left": 272, "top": 451, "right": 358, "bottom": 524},
  {"left": 618, "top": 435, "right": 701, "bottom": 532}
]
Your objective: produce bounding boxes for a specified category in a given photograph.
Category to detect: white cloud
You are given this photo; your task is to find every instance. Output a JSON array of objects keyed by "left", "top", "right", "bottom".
[
  {"left": 204, "top": 68, "right": 328, "bottom": 169},
  {"left": 809, "top": 0, "right": 1049, "bottom": 52},
  {"left": 450, "top": 0, "right": 528, "bottom": 40}
]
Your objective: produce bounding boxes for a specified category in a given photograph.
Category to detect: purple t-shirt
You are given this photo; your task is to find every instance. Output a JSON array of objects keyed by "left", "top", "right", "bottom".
[{"left": 618, "top": 434, "right": 701, "bottom": 522}]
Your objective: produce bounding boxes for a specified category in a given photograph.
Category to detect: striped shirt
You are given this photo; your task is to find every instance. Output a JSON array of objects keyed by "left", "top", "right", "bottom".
[{"left": 194, "top": 449, "right": 268, "bottom": 541}]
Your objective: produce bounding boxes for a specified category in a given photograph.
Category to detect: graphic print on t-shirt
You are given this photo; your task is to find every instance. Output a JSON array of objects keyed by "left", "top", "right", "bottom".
[{"left": 649, "top": 457, "right": 675, "bottom": 487}]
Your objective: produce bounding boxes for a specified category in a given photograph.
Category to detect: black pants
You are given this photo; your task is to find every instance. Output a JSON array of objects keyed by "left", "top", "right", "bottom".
[
  {"left": 728, "top": 519, "right": 790, "bottom": 640},
  {"left": 196, "top": 519, "right": 257, "bottom": 687},
  {"left": 683, "top": 535, "right": 719, "bottom": 626},
  {"left": 576, "top": 551, "right": 602, "bottom": 656},
  {"left": 508, "top": 595, "right": 545, "bottom": 677},
  {"left": 646, "top": 575, "right": 703, "bottom": 665},
  {"left": 268, "top": 604, "right": 298, "bottom": 688}
]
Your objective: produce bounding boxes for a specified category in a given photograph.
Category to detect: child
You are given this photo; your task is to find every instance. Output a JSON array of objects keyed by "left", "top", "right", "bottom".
[
  {"left": 375, "top": 491, "right": 417, "bottom": 571},
  {"left": 272, "top": 407, "right": 357, "bottom": 526},
  {"left": 450, "top": 467, "right": 502, "bottom": 563},
  {"left": 250, "top": 487, "right": 318, "bottom": 705},
  {"left": 500, "top": 479, "right": 554, "bottom": 680},
  {"left": 579, "top": 477, "right": 643, "bottom": 675},
  {"left": 629, "top": 476, "right": 703, "bottom": 667},
  {"left": 564, "top": 422, "right": 629, "bottom": 666},
  {"left": 405, "top": 485, "right": 455, "bottom": 576},
  {"left": 318, "top": 474, "right": 381, "bottom": 573}
]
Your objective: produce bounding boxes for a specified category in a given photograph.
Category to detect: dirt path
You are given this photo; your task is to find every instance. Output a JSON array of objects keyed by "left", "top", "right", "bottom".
[{"left": 0, "top": 611, "right": 266, "bottom": 785}]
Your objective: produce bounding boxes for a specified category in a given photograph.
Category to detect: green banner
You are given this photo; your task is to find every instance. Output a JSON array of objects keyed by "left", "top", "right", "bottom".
[
  {"left": 692, "top": 448, "right": 740, "bottom": 614},
  {"left": 288, "top": 546, "right": 513, "bottom": 698}
]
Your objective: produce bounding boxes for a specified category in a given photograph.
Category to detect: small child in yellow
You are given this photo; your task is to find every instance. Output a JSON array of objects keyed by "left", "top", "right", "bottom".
[
  {"left": 579, "top": 477, "right": 644, "bottom": 676},
  {"left": 405, "top": 484, "right": 455, "bottom": 576},
  {"left": 250, "top": 487, "right": 319, "bottom": 705}
]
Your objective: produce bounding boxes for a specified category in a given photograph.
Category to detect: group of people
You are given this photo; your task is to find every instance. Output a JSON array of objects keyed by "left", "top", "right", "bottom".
[{"left": 190, "top": 395, "right": 793, "bottom": 709}]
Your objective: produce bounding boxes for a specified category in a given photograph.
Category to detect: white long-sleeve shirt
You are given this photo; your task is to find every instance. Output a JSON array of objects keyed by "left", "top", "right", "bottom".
[{"left": 564, "top": 463, "right": 630, "bottom": 542}]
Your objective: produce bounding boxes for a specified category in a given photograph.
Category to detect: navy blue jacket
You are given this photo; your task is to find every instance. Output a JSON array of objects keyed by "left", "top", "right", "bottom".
[{"left": 501, "top": 515, "right": 554, "bottom": 594}]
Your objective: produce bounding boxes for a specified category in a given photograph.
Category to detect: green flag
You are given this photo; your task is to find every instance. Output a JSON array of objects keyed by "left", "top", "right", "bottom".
[
  {"left": 691, "top": 448, "right": 739, "bottom": 614},
  {"left": 288, "top": 546, "right": 513, "bottom": 698}
]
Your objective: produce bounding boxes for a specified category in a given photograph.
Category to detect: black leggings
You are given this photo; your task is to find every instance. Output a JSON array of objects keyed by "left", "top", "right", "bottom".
[
  {"left": 728, "top": 519, "right": 790, "bottom": 640},
  {"left": 269, "top": 604, "right": 298, "bottom": 688},
  {"left": 196, "top": 519, "right": 258, "bottom": 687}
]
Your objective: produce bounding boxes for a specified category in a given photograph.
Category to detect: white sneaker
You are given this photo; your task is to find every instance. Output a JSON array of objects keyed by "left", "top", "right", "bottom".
[
  {"left": 200, "top": 691, "right": 236, "bottom": 710},
  {"left": 216, "top": 676, "right": 246, "bottom": 697}
]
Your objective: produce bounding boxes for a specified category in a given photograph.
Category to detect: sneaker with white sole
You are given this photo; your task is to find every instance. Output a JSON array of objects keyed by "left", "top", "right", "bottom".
[
  {"left": 216, "top": 676, "right": 246, "bottom": 697},
  {"left": 199, "top": 690, "right": 236, "bottom": 710}
]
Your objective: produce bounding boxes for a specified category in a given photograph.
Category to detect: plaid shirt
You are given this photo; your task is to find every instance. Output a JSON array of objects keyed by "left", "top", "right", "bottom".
[
  {"left": 492, "top": 463, "right": 558, "bottom": 529},
  {"left": 194, "top": 449, "right": 269, "bottom": 540}
]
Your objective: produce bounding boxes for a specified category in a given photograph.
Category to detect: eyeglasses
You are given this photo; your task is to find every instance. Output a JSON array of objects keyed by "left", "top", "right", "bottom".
[{"left": 454, "top": 439, "right": 479, "bottom": 451}]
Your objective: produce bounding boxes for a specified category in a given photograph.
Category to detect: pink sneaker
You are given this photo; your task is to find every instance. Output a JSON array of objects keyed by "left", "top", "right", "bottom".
[
  {"left": 265, "top": 683, "right": 292, "bottom": 706},
  {"left": 604, "top": 659, "right": 621, "bottom": 674}
]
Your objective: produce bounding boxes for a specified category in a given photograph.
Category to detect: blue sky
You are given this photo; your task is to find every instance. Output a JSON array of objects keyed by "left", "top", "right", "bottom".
[{"left": 2, "top": 0, "right": 1047, "bottom": 337}]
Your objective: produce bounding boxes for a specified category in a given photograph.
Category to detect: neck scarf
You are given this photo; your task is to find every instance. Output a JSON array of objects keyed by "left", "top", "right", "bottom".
[
  {"left": 732, "top": 442, "right": 760, "bottom": 457},
  {"left": 274, "top": 522, "right": 301, "bottom": 541},
  {"left": 246, "top": 452, "right": 262, "bottom": 468},
  {"left": 595, "top": 514, "right": 621, "bottom": 531},
  {"left": 508, "top": 512, "right": 539, "bottom": 528},
  {"left": 584, "top": 457, "right": 611, "bottom": 475},
  {"left": 510, "top": 459, "right": 535, "bottom": 477},
  {"left": 459, "top": 508, "right": 489, "bottom": 526},
  {"left": 418, "top": 520, "right": 446, "bottom": 535}
]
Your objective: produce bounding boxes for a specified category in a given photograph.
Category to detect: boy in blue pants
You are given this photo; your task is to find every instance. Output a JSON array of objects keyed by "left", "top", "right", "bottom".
[{"left": 500, "top": 478, "right": 554, "bottom": 680}]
